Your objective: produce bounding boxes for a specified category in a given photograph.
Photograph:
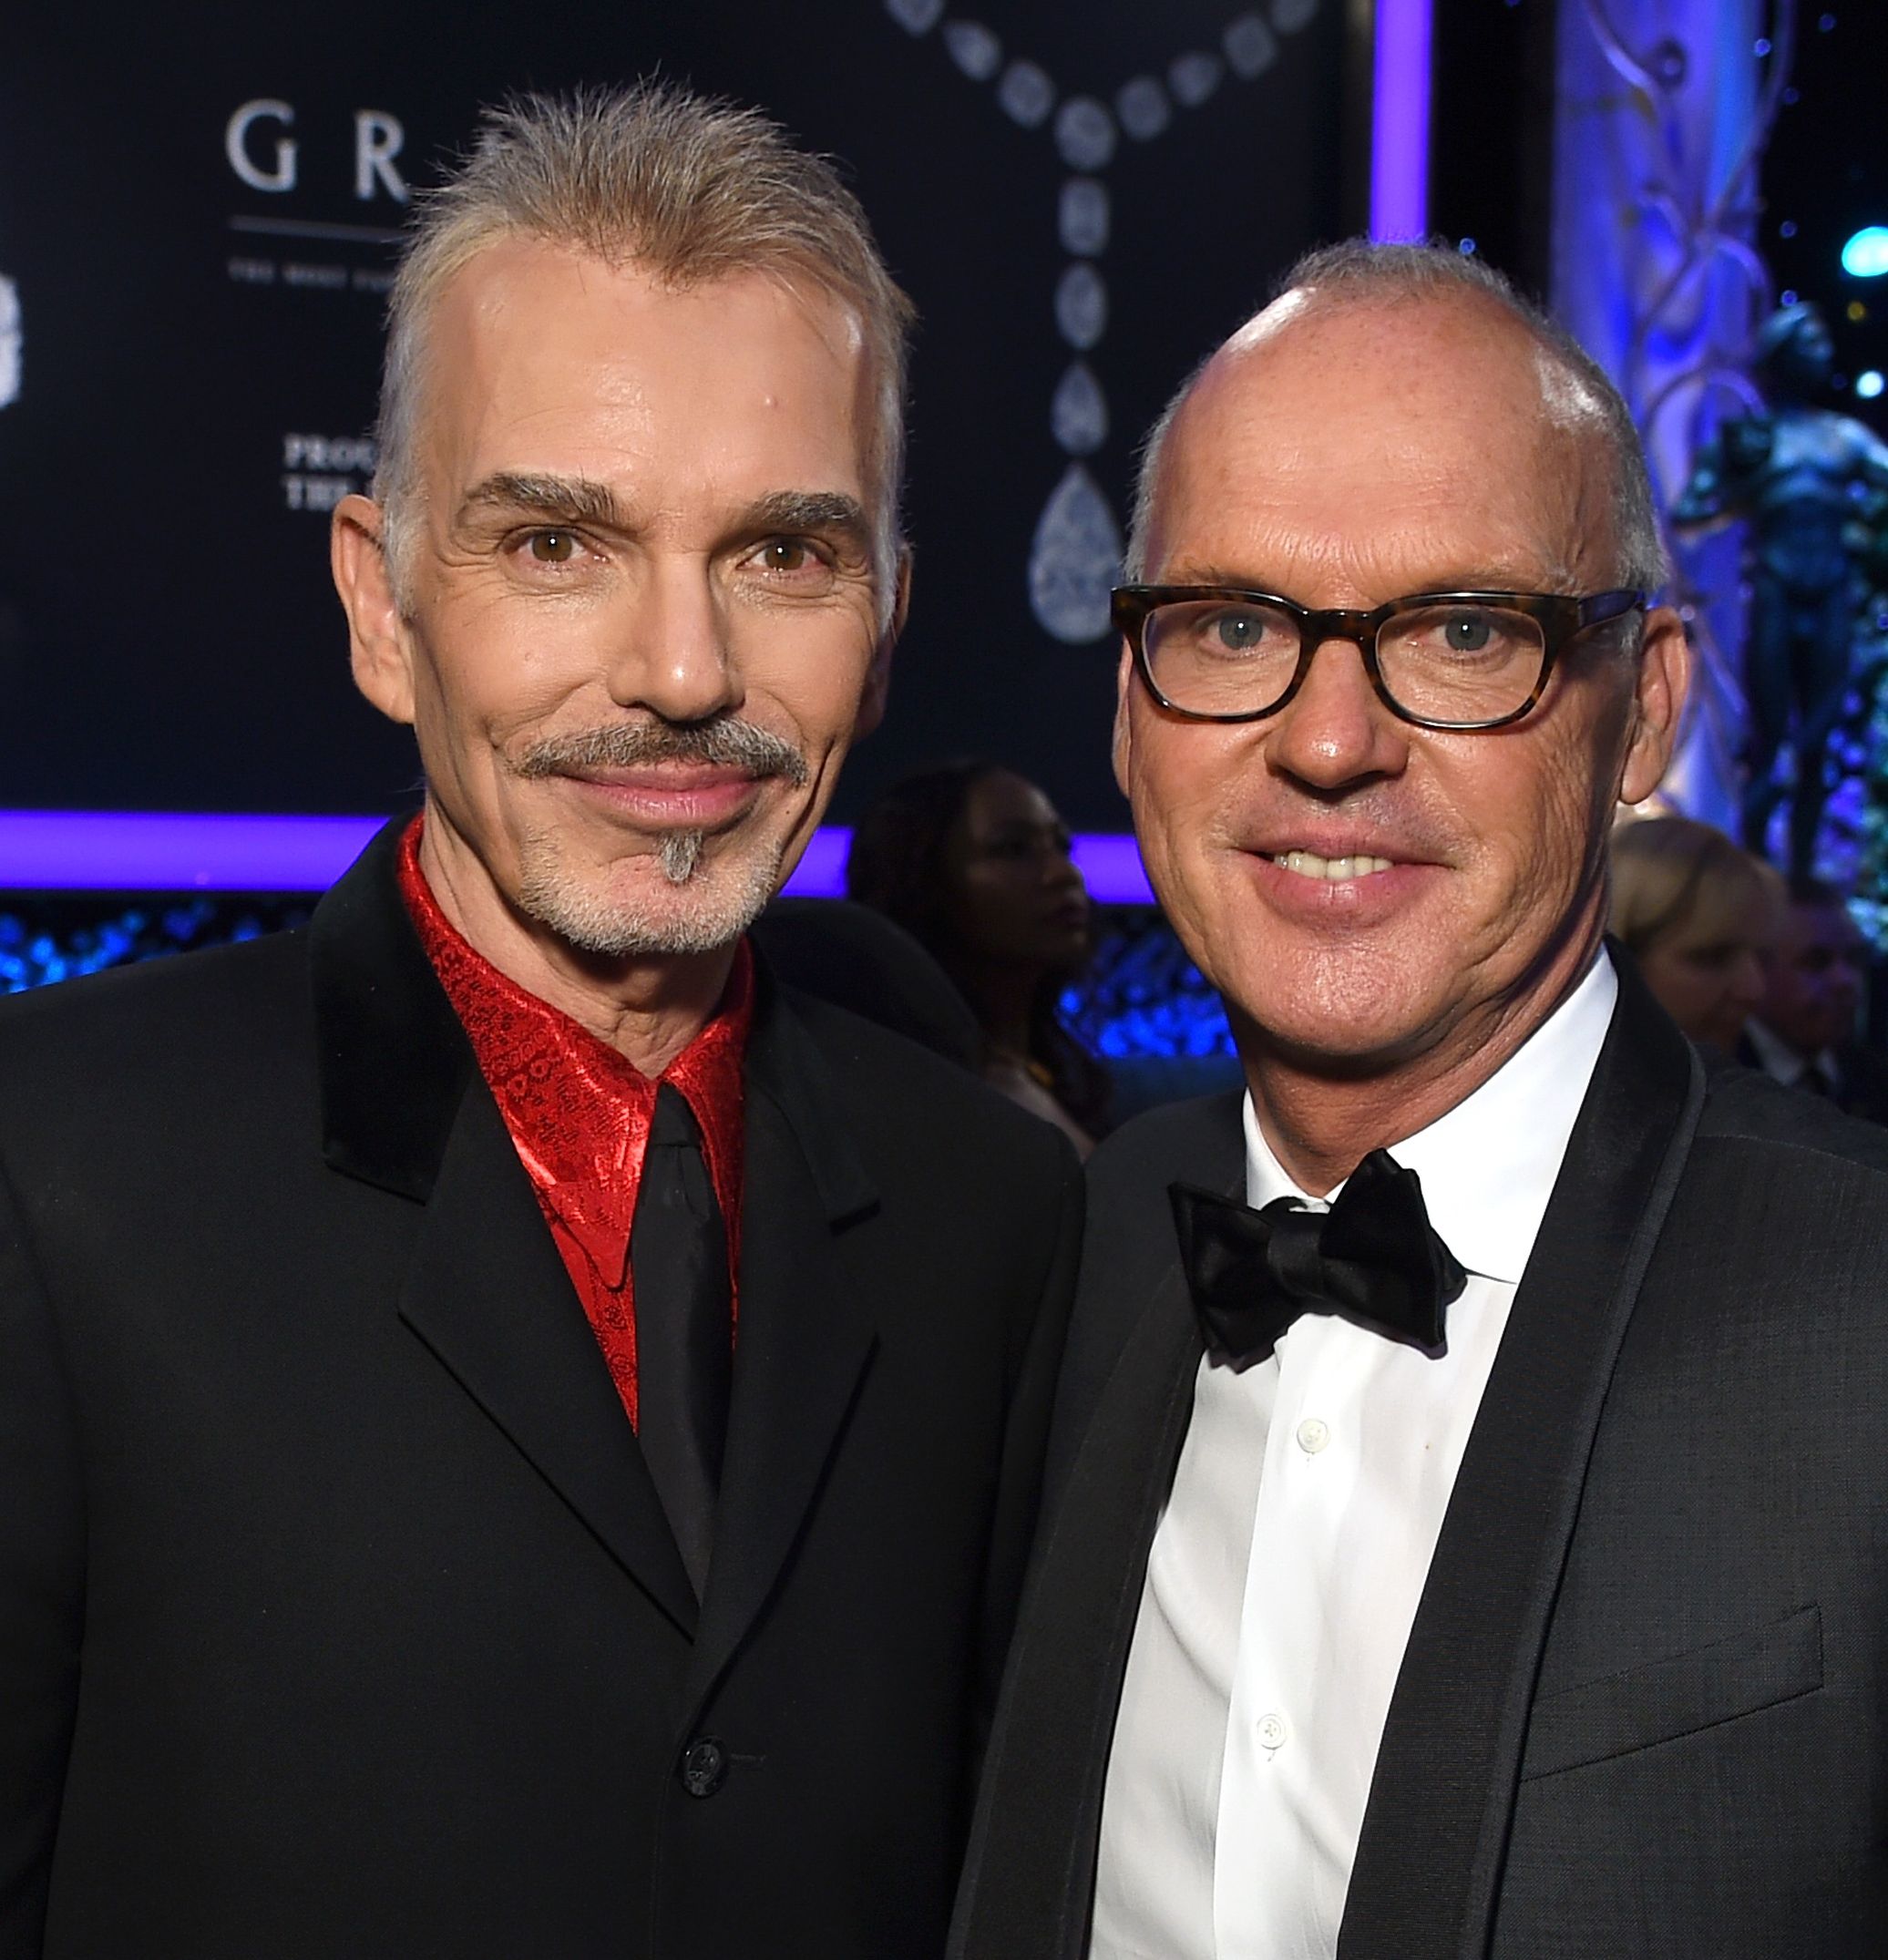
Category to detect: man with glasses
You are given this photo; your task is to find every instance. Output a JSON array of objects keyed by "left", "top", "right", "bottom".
[{"left": 950, "top": 242, "right": 1888, "bottom": 1958}]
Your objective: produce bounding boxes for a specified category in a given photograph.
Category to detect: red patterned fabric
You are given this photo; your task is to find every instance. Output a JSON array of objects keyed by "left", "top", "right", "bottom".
[{"left": 396, "top": 818, "right": 752, "bottom": 1428}]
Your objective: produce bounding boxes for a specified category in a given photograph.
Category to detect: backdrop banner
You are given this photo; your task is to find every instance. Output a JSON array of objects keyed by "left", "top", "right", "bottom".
[{"left": 0, "top": 0, "right": 1343, "bottom": 831}]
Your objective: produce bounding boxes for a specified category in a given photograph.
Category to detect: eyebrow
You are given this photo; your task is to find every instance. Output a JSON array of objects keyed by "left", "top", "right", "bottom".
[
  {"left": 744, "top": 488, "right": 873, "bottom": 555},
  {"left": 452, "top": 476, "right": 873, "bottom": 555},
  {"left": 457, "top": 472, "right": 626, "bottom": 528}
]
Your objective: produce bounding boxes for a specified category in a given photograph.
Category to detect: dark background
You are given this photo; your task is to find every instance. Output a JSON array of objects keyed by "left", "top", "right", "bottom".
[{"left": 0, "top": 0, "right": 1349, "bottom": 831}]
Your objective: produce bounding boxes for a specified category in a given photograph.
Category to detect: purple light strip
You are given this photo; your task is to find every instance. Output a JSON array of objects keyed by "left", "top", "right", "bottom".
[
  {"left": 0, "top": 811, "right": 386, "bottom": 893},
  {"left": 1370, "top": 0, "right": 1432, "bottom": 242},
  {"left": 0, "top": 811, "right": 1159, "bottom": 906}
]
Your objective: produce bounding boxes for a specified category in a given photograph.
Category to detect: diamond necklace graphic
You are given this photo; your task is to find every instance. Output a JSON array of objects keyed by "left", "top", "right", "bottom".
[{"left": 884, "top": 0, "right": 1323, "bottom": 641}]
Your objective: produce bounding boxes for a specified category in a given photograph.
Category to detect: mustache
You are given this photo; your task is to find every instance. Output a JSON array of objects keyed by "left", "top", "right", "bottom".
[{"left": 513, "top": 717, "right": 810, "bottom": 787}]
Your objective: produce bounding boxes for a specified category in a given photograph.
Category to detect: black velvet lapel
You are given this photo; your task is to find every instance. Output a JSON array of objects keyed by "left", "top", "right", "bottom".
[
  {"left": 308, "top": 836, "right": 884, "bottom": 1656},
  {"left": 1338, "top": 959, "right": 1704, "bottom": 1958},
  {"left": 683, "top": 976, "right": 878, "bottom": 1709},
  {"left": 310, "top": 815, "right": 470, "bottom": 1202},
  {"left": 398, "top": 1083, "right": 700, "bottom": 1633},
  {"left": 950, "top": 1092, "right": 1243, "bottom": 1960},
  {"left": 309, "top": 815, "right": 696, "bottom": 1632}
]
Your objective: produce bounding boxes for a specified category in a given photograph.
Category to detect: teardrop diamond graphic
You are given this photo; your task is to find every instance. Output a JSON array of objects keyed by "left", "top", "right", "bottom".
[
  {"left": 1054, "top": 264, "right": 1107, "bottom": 350},
  {"left": 944, "top": 19, "right": 1002, "bottom": 80},
  {"left": 1029, "top": 463, "right": 1123, "bottom": 644},
  {"left": 884, "top": 0, "right": 943, "bottom": 32},
  {"left": 1051, "top": 361, "right": 1107, "bottom": 456}
]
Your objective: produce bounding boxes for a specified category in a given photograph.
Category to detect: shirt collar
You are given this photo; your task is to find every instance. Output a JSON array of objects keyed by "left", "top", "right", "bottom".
[
  {"left": 1744, "top": 1014, "right": 1832, "bottom": 1087},
  {"left": 395, "top": 816, "right": 754, "bottom": 1282},
  {"left": 1244, "top": 950, "right": 1618, "bottom": 1286}
]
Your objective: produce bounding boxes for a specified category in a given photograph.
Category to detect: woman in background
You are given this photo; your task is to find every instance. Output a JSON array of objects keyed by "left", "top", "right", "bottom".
[
  {"left": 1609, "top": 815, "right": 1781, "bottom": 1053},
  {"left": 847, "top": 760, "right": 1108, "bottom": 1155}
]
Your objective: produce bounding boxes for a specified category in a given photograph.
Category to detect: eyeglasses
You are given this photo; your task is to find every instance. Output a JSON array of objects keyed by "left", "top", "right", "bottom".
[{"left": 1111, "top": 585, "right": 1647, "bottom": 732}]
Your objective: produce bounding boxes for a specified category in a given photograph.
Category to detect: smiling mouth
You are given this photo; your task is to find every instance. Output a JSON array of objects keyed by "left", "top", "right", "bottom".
[{"left": 1271, "top": 849, "right": 1397, "bottom": 882}]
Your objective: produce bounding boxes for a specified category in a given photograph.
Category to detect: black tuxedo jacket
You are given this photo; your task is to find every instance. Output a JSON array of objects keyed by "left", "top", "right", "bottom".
[
  {"left": 953, "top": 962, "right": 1888, "bottom": 1957},
  {"left": 0, "top": 821, "right": 1081, "bottom": 1959}
]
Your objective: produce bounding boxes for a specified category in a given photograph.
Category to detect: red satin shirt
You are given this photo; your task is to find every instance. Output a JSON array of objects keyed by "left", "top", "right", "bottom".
[{"left": 396, "top": 819, "right": 753, "bottom": 1428}]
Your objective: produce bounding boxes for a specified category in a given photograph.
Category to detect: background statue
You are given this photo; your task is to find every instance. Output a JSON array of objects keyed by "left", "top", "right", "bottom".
[{"left": 1673, "top": 302, "right": 1888, "bottom": 877}]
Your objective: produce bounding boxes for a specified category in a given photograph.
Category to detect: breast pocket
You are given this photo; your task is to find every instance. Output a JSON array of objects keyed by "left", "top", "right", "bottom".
[{"left": 1519, "top": 1604, "right": 1823, "bottom": 1780}]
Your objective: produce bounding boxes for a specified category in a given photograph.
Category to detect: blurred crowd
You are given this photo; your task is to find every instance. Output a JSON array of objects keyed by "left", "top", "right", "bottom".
[{"left": 1609, "top": 813, "right": 1888, "bottom": 1120}]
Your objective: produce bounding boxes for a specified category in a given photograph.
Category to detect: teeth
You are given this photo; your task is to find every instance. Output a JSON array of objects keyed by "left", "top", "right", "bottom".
[{"left": 1274, "top": 850, "right": 1394, "bottom": 881}]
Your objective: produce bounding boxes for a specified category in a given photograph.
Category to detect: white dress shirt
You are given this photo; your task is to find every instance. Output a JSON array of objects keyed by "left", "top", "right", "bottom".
[
  {"left": 1089, "top": 954, "right": 1617, "bottom": 1960},
  {"left": 1743, "top": 1014, "right": 1837, "bottom": 1095}
]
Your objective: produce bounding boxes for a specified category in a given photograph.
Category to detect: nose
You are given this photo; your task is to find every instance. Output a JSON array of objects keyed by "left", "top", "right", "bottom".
[
  {"left": 604, "top": 558, "right": 744, "bottom": 724},
  {"left": 1264, "top": 633, "right": 1410, "bottom": 791},
  {"left": 1730, "top": 949, "right": 1767, "bottom": 1012},
  {"left": 1045, "top": 838, "right": 1083, "bottom": 891}
]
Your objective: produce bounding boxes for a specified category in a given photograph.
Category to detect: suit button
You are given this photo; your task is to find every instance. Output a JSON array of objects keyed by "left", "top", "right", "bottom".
[{"left": 680, "top": 1737, "right": 729, "bottom": 1798}]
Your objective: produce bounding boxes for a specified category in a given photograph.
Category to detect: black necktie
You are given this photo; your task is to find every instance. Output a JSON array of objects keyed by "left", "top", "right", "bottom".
[
  {"left": 1170, "top": 1148, "right": 1467, "bottom": 1365},
  {"left": 631, "top": 1084, "right": 733, "bottom": 1600}
]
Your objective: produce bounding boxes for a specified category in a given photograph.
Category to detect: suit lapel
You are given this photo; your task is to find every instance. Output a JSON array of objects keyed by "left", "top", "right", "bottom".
[
  {"left": 951, "top": 1094, "right": 1242, "bottom": 1960},
  {"left": 683, "top": 980, "right": 878, "bottom": 1705},
  {"left": 1339, "top": 963, "right": 1705, "bottom": 1958},
  {"left": 312, "top": 843, "right": 888, "bottom": 1668},
  {"left": 310, "top": 816, "right": 696, "bottom": 1635},
  {"left": 1014, "top": 1266, "right": 1204, "bottom": 1960},
  {"left": 398, "top": 1083, "right": 699, "bottom": 1632}
]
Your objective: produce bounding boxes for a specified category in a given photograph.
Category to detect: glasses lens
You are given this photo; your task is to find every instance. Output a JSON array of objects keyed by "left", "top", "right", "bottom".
[
  {"left": 1142, "top": 597, "right": 1301, "bottom": 717},
  {"left": 1376, "top": 603, "right": 1545, "bottom": 724}
]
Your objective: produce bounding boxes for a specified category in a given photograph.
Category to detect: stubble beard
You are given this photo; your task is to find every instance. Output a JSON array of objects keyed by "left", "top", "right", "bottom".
[
  {"left": 508, "top": 715, "right": 810, "bottom": 958},
  {"left": 514, "top": 822, "right": 786, "bottom": 957}
]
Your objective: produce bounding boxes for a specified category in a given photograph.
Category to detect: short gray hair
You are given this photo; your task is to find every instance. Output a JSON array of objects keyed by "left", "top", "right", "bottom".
[
  {"left": 1124, "top": 240, "right": 1668, "bottom": 595},
  {"left": 374, "top": 84, "right": 915, "bottom": 616}
]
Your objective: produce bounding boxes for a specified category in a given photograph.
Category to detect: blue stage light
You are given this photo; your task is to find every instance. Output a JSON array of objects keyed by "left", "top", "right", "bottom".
[
  {"left": 1842, "top": 227, "right": 1888, "bottom": 278},
  {"left": 1858, "top": 370, "right": 1886, "bottom": 399}
]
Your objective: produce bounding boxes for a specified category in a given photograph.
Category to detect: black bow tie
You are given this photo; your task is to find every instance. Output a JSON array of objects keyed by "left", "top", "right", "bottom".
[{"left": 1170, "top": 1149, "right": 1467, "bottom": 1365}]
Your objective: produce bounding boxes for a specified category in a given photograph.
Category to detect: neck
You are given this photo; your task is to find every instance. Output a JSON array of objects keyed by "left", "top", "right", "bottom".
[
  {"left": 1238, "top": 922, "right": 1601, "bottom": 1197},
  {"left": 418, "top": 810, "right": 737, "bottom": 1078}
]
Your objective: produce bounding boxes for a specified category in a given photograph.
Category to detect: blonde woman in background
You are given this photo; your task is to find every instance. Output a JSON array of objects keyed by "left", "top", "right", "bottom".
[{"left": 1609, "top": 816, "right": 1783, "bottom": 1052}]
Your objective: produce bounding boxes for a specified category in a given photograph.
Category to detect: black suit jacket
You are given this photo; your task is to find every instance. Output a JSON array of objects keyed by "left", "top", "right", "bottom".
[
  {"left": 953, "top": 961, "right": 1888, "bottom": 1957},
  {"left": 1736, "top": 1026, "right": 1888, "bottom": 1126},
  {"left": 0, "top": 820, "right": 1082, "bottom": 1959}
]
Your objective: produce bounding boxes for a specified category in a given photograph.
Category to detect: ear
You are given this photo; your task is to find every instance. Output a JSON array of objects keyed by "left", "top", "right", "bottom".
[
  {"left": 331, "top": 493, "right": 416, "bottom": 728},
  {"left": 1111, "top": 642, "right": 1135, "bottom": 798},
  {"left": 854, "top": 545, "right": 912, "bottom": 740},
  {"left": 1617, "top": 604, "right": 1691, "bottom": 806}
]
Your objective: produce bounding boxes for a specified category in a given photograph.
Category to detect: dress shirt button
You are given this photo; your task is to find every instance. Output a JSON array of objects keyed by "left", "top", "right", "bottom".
[
  {"left": 1296, "top": 1417, "right": 1330, "bottom": 1455},
  {"left": 679, "top": 1736, "right": 729, "bottom": 1798},
  {"left": 1257, "top": 1711, "right": 1290, "bottom": 1750}
]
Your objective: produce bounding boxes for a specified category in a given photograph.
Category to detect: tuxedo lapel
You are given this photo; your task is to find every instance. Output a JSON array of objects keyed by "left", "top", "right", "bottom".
[
  {"left": 987, "top": 1267, "right": 1202, "bottom": 1960},
  {"left": 951, "top": 1093, "right": 1243, "bottom": 1960},
  {"left": 683, "top": 981, "right": 878, "bottom": 1707},
  {"left": 310, "top": 816, "right": 697, "bottom": 1635},
  {"left": 1339, "top": 964, "right": 1705, "bottom": 1958}
]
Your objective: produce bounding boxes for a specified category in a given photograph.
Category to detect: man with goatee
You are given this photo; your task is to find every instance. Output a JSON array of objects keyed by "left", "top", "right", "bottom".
[{"left": 0, "top": 87, "right": 1078, "bottom": 1960}]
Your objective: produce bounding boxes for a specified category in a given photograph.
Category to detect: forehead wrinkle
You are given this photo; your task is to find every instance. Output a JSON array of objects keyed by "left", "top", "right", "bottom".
[{"left": 1156, "top": 298, "right": 1604, "bottom": 598}]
